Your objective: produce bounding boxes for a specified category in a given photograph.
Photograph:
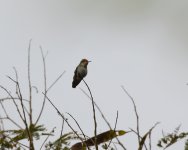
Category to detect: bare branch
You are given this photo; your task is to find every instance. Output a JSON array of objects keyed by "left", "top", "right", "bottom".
[
  {"left": 79, "top": 88, "right": 111, "bottom": 128},
  {"left": 0, "top": 101, "right": 22, "bottom": 128},
  {"left": 0, "top": 85, "right": 24, "bottom": 122},
  {"left": 66, "top": 113, "right": 87, "bottom": 141},
  {"left": 9, "top": 71, "right": 34, "bottom": 149},
  {"left": 67, "top": 113, "right": 91, "bottom": 150},
  {"left": 83, "top": 79, "right": 98, "bottom": 150},
  {"left": 35, "top": 47, "right": 47, "bottom": 125},
  {"left": 0, "top": 97, "right": 29, "bottom": 102},
  {"left": 35, "top": 47, "right": 65, "bottom": 125},
  {"left": 149, "top": 132, "right": 152, "bottom": 150},
  {"left": 129, "top": 128, "right": 147, "bottom": 150},
  {"left": 121, "top": 85, "right": 140, "bottom": 144},
  {"left": 80, "top": 87, "right": 127, "bottom": 150},
  {"left": 47, "top": 71, "right": 66, "bottom": 92},
  {"left": 43, "top": 93, "right": 85, "bottom": 144},
  {"left": 107, "top": 111, "right": 119, "bottom": 149},
  {"left": 27, "top": 39, "right": 33, "bottom": 125},
  {"left": 40, "top": 127, "right": 56, "bottom": 150},
  {"left": 59, "top": 118, "right": 65, "bottom": 146}
]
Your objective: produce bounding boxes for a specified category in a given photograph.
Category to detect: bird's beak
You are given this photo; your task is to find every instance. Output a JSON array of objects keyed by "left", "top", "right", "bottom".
[{"left": 88, "top": 61, "right": 91, "bottom": 63}]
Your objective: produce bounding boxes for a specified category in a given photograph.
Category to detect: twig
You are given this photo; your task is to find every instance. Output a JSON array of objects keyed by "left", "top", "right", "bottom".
[
  {"left": 82, "top": 79, "right": 98, "bottom": 150},
  {"left": 149, "top": 132, "right": 152, "bottom": 150},
  {"left": 8, "top": 73, "right": 33, "bottom": 149},
  {"left": 129, "top": 128, "right": 147, "bottom": 150},
  {"left": 36, "top": 71, "right": 65, "bottom": 124},
  {"left": 0, "top": 97, "right": 29, "bottom": 116},
  {"left": 67, "top": 113, "right": 91, "bottom": 150},
  {"left": 66, "top": 113, "right": 87, "bottom": 141},
  {"left": 59, "top": 118, "right": 65, "bottom": 147},
  {"left": 27, "top": 40, "right": 33, "bottom": 125},
  {"left": 47, "top": 71, "right": 66, "bottom": 92},
  {"left": 40, "top": 127, "right": 56, "bottom": 150},
  {"left": 107, "top": 111, "right": 119, "bottom": 149},
  {"left": 0, "top": 100, "right": 9, "bottom": 117},
  {"left": 0, "top": 97, "right": 29, "bottom": 102},
  {"left": 79, "top": 87, "right": 127, "bottom": 150},
  {"left": 35, "top": 47, "right": 47, "bottom": 125},
  {"left": 35, "top": 56, "right": 65, "bottom": 125},
  {"left": 0, "top": 101, "right": 22, "bottom": 129},
  {"left": 27, "top": 40, "right": 35, "bottom": 150},
  {"left": 79, "top": 88, "right": 111, "bottom": 128},
  {"left": 0, "top": 85, "right": 24, "bottom": 123},
  {"left": 0, "top": 114, "right": 4, "bottom": 130},
  {"left": 121, "top": 85, "right": 140, "bottom": 144},
  {"left": 6, "top": 135, "right": 30, "bottom": 149},
  {"left": 43, "top": 93, "right": 85, "bottom": 144}
]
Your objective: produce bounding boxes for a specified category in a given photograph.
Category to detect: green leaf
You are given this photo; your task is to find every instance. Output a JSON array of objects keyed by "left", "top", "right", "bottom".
[{"left": 71, "top": 130, "right": 126, "bottom": 150}]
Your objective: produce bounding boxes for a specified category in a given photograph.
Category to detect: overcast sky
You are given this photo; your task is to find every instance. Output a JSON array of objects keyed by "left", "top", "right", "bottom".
[{"left": 0, "top": 1, "right": 188, "bottom": 149}]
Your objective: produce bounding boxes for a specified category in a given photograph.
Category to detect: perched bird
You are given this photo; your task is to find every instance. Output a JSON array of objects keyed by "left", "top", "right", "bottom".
[{"left": 72, "top": 59, "right": 91, "bottom": 88}]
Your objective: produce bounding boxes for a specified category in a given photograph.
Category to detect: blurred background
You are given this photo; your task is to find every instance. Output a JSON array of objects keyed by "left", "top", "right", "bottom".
[{"left": 0, "top": 0, "right": 188, "bottom": 149}]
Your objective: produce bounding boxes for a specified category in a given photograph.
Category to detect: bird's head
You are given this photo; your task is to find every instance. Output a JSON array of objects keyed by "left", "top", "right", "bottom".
[{"left": 80, "top": 59, "right": 91, "bottom": 67}]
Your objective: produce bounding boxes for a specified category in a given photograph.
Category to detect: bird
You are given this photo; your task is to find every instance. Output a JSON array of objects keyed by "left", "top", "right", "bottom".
[{"left": 72, "top": 59, "right": 91, "bottom": 88}]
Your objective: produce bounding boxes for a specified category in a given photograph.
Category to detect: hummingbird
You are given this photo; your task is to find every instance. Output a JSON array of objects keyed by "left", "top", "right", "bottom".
[{"left": 72, "top": 59, "right": 91, "bottom": 88}]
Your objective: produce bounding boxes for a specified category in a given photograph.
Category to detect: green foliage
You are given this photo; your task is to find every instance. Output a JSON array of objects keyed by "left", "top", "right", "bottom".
[
  {"left": 71, "top": 130, "right": 126, "bottom": 150},
  {"left": 101, "top": 143, "right": 115, "bottom": 150},
  {"left": 45, "top": 132, "right": 78, "bottom": 150},
  {"left": 11, "top": 124, "right": 46, "bottom": 142},
  {"left": 157, "top": 126, "right": 188, "bottom": 149},
  {"left": 0, "top": 124, "right": 46, "bottom": 149},
  {"left": 0, "top": 133, "right": 15, "bottom": 149},
  {"left": 138, "top": 123, "right": 157, "bottom": 150},
  {"left": 185, "top": 139, "right": 188, "bottom": 150}
]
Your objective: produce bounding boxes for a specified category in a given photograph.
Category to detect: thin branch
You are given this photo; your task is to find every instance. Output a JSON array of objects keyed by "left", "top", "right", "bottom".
[
  {"left": 129, "top": 128, "right": 147, "bottom": 150},
  {"left": 35, "top": 47, "right": 47, "bottom": 125},
  {"left": 67, "top": 113, "right": 91, "bottom": 150},
  {"left": 80, "top": 87, "right": 127, "bottom": 150},
  {"left": 8, "top": 117, "right": 23, "bottom": 129},
  {"left": 5, "top": 135, "right": 30, "bottom": 149},
  {"left": 35, "top": 70, "right": 65, "bottom": 125},
  {"left": 47, "top": 71, "right": 66, "bottom": 92},
  {"left": 27, "top": 40, "right": 35, "bottom": 150},
  {"left": 107, "top": 111, "right": 119, "bottom": 149},
  {"left": 7, "top": 74, "right": 33, "bottom": 149},
  {"left": 43, "top": 93, "right": 85, "bottom": 144},
  {"left": 0, "top": 100, "right": 9, "bottom": 117},
  {"left": 35, "top": 49, "right": 65, "bottom": 125},
  {"left": 66, "top": 113, "right": 87, "bottom": 141},
  {"left": 59, "top": 117, "right": 65, "bottom": 146},
  {"left": 149, "top": 132, "right": 152, "bottom": 150},
  {"left": 79, "top": 87, "right": 127, "bottom": 150},
  {"left": 40, "top": 127, "right": 56, "bottom": 150},
  {"left": 79, "top": 88, "right": 111, "bottom": 128},
  {"left": 0, "top": 97, "right": 29, "bottom": 102},
  {"left": 27, "top": 39, "right": 33, "bottom": 125},
  {"left": 121, "top": 85, "right": 140, "bottom": 144},
  {"left": 0, "top": 85, "right": 24, "bottom": 122},
  {"left": 0, "top": 114, "right": 4, "bottom": 130},
  {"left": 0, "top": 99, "right": 22, "bottom": 129},
  {"left": 12, "top": 69, "right": 30, "bottom": 117},
  {"left": 82, "top": 79, "right": 98, "bottom": 150},
  {"left": 0, "top": 117, "right": 8, "bottom": 120}
]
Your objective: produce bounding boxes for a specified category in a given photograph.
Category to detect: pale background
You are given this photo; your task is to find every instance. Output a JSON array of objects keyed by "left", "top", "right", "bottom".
[{"left": 0, "top": 0, "right": 188, "bottom": 149}]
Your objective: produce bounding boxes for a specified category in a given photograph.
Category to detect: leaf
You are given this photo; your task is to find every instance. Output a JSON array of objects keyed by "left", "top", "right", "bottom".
[
  {"left": 157, "top": 125, "right": 188, "bottom": 149},
  {"left": 71, "top": 130, "right": 126, "bottom": 150},
  {"left": 45, "top": 132, "right": 76, "bottom": 149},
  {"left": 138, "top": 122, "right": 159, "bottom": 150}
]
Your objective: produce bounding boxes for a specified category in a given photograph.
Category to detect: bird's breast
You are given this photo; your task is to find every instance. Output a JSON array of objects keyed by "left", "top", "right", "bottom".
[{"left": 77, "top": 66, "right": 87, "bottom": 78}]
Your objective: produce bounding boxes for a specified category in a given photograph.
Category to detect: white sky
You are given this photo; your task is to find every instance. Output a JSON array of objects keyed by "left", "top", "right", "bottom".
[{"left": 0, "top": 0, "right": 188, "bottom": 149}]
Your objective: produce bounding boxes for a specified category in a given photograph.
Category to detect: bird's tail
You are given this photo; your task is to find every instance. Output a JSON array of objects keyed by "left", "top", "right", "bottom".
[{"left": 72, "top": 77, "right": 82, "bottom": 88}]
